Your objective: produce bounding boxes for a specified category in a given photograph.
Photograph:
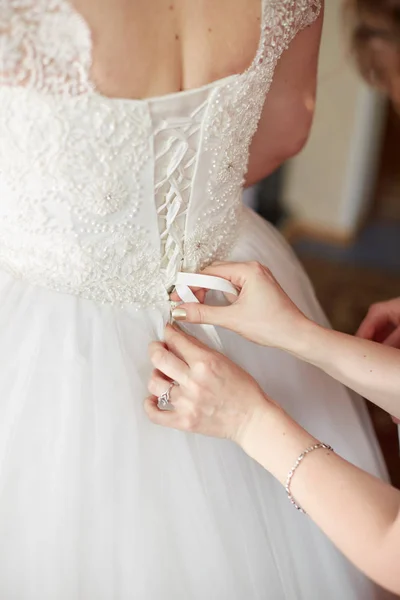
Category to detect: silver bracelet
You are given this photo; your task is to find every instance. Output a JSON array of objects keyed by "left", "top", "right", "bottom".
[{"left": 285, "top": 443, "right": 334, "bottom": 514}]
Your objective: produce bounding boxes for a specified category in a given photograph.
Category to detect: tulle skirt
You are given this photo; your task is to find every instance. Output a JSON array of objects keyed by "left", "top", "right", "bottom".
[{"left": 0, "top": 208, "right": 392, "bottom": 599}]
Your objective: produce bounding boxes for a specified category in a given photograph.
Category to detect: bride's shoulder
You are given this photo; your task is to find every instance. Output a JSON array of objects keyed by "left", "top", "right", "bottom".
[
  {"left": 0, "top": 0, "right": 91, "bottom": 94},
  {"left": 264, "top": 0, "right": 323, "bottom": 30},
  {"left": 258, "top": 0, "right": 323, "bottom": 65},
  {"left": 263, "top": 0, "right": 322, "bottom": 29}
]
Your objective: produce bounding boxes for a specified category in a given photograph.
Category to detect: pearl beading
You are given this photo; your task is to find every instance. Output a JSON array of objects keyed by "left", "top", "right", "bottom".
[{"left": 0, "top": 0, "right": 321, "bottom": 307}]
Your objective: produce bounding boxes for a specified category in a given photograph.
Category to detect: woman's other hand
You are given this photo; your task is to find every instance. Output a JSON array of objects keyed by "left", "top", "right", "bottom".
[
  {"left": 357, "top": 297, "right": 400, "bottom": 348},
  {"left": 357, "top": 298, "right": 400, "bottom": 423},
  {"left": 145, "top": 324, "right": 272, "bottom": 443}
]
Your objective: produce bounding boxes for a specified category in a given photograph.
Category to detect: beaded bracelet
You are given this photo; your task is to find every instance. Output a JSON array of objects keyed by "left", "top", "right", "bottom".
[{"left": 285, "top": 443, "right": 334, "bottom": 514}]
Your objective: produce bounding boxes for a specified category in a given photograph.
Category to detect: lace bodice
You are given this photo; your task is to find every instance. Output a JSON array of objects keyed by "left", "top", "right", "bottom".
[{"left": 0, "top": 0, "right": 321, "bottom": 307}]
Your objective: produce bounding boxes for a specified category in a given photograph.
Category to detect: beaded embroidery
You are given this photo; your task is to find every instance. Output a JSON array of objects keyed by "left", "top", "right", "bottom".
[{"left": 0, "top": 0, "right": 321, "bottom": 306}]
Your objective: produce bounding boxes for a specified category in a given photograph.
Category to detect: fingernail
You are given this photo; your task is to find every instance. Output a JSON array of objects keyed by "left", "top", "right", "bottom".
[{"left": 172, "top": 308, "right": 187, "bottom": 321}]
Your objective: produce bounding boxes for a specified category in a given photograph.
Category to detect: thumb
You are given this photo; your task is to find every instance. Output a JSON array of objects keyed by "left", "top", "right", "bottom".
[{"left": 172, "top": 302, "right": 233, "bottom": 328}]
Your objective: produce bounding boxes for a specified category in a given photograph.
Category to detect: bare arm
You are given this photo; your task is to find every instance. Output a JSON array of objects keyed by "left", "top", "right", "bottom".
[
  {"left": 146, "top": 325, "right": 400, "bottom": 594},
  {"left": 288, "top": 322, "right": 400, "bottom": 418},
  {"left": 242, "top": 404, "right": 400, "bottom": 594},
  {"left": 246, "top": 5, "right": 324, "bottom": 186}
]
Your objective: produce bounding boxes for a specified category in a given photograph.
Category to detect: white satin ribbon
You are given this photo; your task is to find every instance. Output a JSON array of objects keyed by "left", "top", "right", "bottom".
[{"left": 172, "top": 272, "right": 238, "bottom": 351}]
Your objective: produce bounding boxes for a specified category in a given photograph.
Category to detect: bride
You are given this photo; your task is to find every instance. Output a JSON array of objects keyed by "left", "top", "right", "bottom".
[{"left": 0, "top": 0, "right": 392, "bottom": 598}]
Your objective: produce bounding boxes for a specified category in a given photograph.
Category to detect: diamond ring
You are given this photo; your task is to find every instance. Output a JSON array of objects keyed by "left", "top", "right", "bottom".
[{"left": 157, "top": 382, "right": 176, "bottom": 411}]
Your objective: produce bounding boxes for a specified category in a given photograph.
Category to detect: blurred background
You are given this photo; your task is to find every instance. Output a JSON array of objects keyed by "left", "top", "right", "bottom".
[{"left": 246, "top": 0, "right": 400, "bottom": 487}]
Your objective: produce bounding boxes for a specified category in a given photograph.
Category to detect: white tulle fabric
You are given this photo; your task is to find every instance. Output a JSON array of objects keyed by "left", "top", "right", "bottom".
[{"left": 0, "top": 1, "right": 394, "bottom": 599}]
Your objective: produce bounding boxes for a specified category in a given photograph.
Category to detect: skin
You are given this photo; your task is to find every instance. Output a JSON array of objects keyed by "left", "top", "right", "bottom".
[
  {"left": 71, "top": 0, "right": 324, "bottom": 184},
  {"left": 356, "top": 297, "right": 400, "bottom": 424},
  {"left": 145, "top": 264, "right": 400, "bottom": 593},
  {"left": 357, "top": 297, "right": 400, "bottom": 348},
  {"left": 141, "top": 3, "right": 400, "bottom": 591},
  {"left": 170, "top": 262, "right": 400, "bottom": 416},
  {"left": 75, "top": 0, "right": 400, "bottom": 592}
]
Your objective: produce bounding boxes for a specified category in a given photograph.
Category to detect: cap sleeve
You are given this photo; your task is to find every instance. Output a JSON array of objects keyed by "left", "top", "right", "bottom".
[{"left": 0, "top": 1, "right": 92, "bottom": 95}]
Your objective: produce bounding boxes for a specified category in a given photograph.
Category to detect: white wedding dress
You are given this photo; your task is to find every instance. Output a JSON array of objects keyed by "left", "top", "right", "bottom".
[{"left": 0, "top": 1, "right": 394, "bottom": 599}]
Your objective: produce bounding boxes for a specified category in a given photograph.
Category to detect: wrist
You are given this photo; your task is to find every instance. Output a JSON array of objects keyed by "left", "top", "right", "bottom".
[
  {"left": 259, "top": 312, "right": 313, "bottom": 354},
  {"left": 233, "top": 389, "right": 271, "bottom": 447},
  {"left": 279, "top": 316, "right": 326, "bottom": 362},
  {"left": 238, "top": 399, "right": 318, "bottom": 485}
]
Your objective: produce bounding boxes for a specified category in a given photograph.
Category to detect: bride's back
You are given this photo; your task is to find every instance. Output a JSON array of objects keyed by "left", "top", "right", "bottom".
[
  {"left": 72, "top": 0, "right": 261, "bottom": 101},
  {"left": 0, "top": 0, "right": 323, "bottom": 304}
]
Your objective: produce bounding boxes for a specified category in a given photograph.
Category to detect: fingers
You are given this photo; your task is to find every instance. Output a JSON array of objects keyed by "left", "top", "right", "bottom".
[
  {"left": 144, "top": 395, "right": 200, "bottom": 432},
  {"left": 356, "top": 303, "right": 400, "bottom": 347},
  {"left": 172, "top": 301, "right": 235, "bottom": 327},
  {"left": 201, "top": 261, "right": 250, "bottom": 289},
  {"left": 170, "top": 288, "right": 207, "bottom": 304},
  {"left": 202, "top": 260, "right": 272, "bottom": 290},
  {"left": 356, "top": 310, "right": 390, "bottom": 340},
  {"left": 164, "top": 323, "right": 212, "bottom": 363},
  {"left": 148, "top": 341, "right": 188, "bottom": 384},
  {"left": 147, "top": 369, "right": 177, "bottom": 399},
  {"left": 144, "top": 396, "right": 181, "bottom": 428},
  {"left": 383, "top": 326, "right": 400, "bottom": 349},
  {"left": 169, "top": 261, "right": 274, "bottom": 327}
]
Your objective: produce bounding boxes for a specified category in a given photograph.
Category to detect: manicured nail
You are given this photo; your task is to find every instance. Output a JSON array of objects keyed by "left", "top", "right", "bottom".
[{"left": 172, "top": 308, "right": 187, "bottom": 321}]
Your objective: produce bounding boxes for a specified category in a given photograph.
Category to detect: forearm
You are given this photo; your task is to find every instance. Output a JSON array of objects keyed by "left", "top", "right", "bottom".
[
  {"left": 241, "top": 403, "right": 400, "bottom": 593},
  {"left": 285, "top": 320, "right": 400, "bottom": 418}
]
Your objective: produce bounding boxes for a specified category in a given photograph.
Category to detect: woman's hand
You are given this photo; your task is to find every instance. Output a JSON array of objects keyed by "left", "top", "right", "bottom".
[
  {"left": 357, "top": 297, "right": 400, "bottom": 348},
  {"left": 145, "top": 327, "right": 400, "bottom": 595},
  {"left": 172, "top": 261, "right": 310, "bottom": 351},
  {"left": 145, "top": 324, "right": 272, "bottom": 443},
  {"left": 357, "top": 297, "right": 400, "bottom": 424}
]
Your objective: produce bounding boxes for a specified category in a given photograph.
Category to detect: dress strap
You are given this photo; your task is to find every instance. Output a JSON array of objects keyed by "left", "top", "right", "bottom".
[{"left": 258, "top": 0, "right": 322, "bottom": 65}]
